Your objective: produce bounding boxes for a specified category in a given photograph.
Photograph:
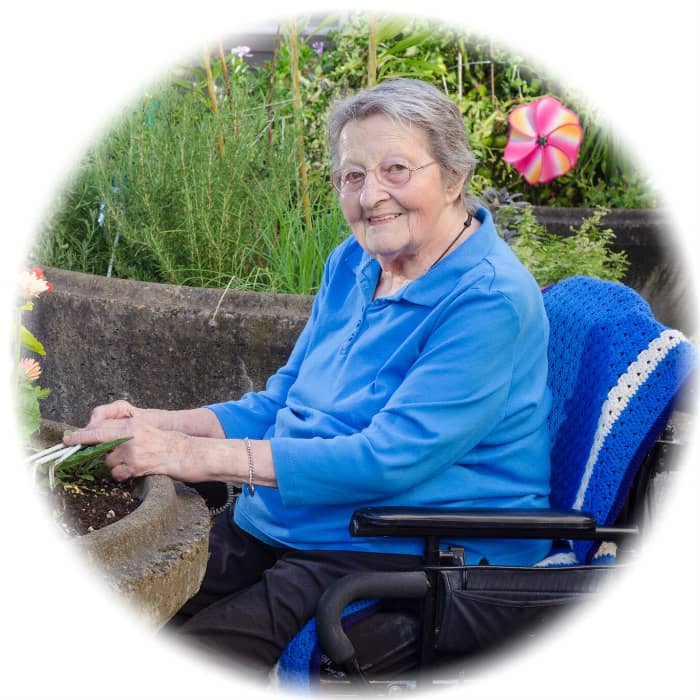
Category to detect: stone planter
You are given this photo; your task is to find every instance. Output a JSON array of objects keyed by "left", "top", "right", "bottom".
[{"left": 36, "top": 419, "right": 211, "bottom": 627}]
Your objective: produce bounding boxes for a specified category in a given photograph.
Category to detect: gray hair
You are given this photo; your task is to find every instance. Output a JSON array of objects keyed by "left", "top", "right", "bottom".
[{"left": 326, "top": 78, "right": 479, "bottom": 209}]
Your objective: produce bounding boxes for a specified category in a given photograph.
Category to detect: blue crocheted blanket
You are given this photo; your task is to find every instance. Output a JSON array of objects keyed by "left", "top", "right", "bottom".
[{"left": 542, "top": 276, "right": 695, "bottom": 563}]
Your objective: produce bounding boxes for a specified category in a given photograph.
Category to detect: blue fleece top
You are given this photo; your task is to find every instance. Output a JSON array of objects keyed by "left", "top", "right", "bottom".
[{"left": 207, "top": 208, "right": 552, "bottom": 565}]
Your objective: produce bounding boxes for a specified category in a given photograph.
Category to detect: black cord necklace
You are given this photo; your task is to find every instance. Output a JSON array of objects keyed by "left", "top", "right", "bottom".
[{"left": 430, "top": 212, "right": 473, "bottom": 270}]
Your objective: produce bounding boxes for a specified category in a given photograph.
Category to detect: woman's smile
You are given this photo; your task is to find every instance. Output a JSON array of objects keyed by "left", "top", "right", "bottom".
[
  {"left": 367, "top": 213, "right": 402, "bottom": 225},
  {"left": 363, "top": 212, "right": 412, "bottom": 260}
]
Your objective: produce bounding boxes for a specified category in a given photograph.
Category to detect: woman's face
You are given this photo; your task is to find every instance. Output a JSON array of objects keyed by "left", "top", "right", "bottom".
[{"left": 335, "top": 114, "right": 462, "bottom": 268}]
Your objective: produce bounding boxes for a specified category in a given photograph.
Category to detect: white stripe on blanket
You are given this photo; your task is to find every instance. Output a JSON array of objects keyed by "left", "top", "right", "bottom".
[{"left": 573, "top": 329, "right": 686, "bottom": 510}]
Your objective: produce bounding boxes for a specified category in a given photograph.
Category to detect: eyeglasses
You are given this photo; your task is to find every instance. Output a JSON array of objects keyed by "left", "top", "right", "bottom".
[{"left": 332, "top": 160, "right": 438, "bottom": 194}]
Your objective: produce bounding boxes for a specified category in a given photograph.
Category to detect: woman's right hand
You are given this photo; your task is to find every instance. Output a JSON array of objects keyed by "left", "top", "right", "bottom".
[
  {"left": 83, "top": 401, "right": 225, "bottom": 439},
  {"left": 85, "top": 400, "right": 141, "bottom": 428},
  {"left": 86, "top": 400, "right": 155, "bottom": 429}
]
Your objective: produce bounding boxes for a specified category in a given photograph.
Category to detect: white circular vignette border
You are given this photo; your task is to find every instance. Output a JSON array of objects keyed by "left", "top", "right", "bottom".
[{"left": 1, "top": 1, "right": 698, "bottom": 698}]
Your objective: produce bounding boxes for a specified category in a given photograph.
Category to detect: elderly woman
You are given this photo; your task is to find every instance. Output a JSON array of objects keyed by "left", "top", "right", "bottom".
[{"left": 64, "top": 78, "right": 551, "bottom": 675}]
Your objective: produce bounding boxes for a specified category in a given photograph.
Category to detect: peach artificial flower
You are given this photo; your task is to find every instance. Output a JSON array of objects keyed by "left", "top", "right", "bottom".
[{"left": 20, "top": 357, "right": 42, "bottom": 382}]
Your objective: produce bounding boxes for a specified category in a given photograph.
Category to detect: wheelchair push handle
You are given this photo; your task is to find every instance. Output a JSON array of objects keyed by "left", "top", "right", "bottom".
[{"left": 316, "top": 571, "right": 429, "bottom": 668}]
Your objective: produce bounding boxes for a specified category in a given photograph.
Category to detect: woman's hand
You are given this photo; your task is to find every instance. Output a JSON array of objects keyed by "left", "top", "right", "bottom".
[
  {"left": 85, "top": 399, "right": 167, "bottom": 430},
  {"left": 84, "top": 400, "right": 225, "bottom": 438},
  {"left": 85, "top": 399, "right": 140, "bottom": 426},
  {"left": 63, "top": 416, "right": 192, "bottom": 482},
  {"left": 63, "top": 403, "right": 275, "bottom": 486}
]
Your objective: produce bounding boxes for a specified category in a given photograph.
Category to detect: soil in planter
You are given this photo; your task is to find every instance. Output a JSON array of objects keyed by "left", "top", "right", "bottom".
[{"left": 47, "top": 478, "right": 140, "bottom": 537}]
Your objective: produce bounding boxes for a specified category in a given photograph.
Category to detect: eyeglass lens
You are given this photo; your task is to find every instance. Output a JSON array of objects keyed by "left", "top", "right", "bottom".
[{"left": 335, "top": 162, "right": 432, "bottom": 193}]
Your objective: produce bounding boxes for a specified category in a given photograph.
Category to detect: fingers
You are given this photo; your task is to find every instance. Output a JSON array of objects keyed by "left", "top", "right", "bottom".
[
  {"left": 87, "top": 400, "right": 137, "bottom": 428},
  {"left": 64, "top": 401, "right": 138, "bottom": 445},
  {"left": 62, "top": 419, "right": 138, "bottom": 481},
  {"left": 62, "top": 419, "right": 142, "bottom": 481},
  {"left": 109, "top": 464, "right": 136, "bottom": 482},
  {"left": 63, "top": 419, "right": 134, "bottom": 447},
  {"left": 104, "top": 445, "right": 140, "bottom": 481},
  {"left": 62, "top": 415, "right": 182, "bottom": 483}
]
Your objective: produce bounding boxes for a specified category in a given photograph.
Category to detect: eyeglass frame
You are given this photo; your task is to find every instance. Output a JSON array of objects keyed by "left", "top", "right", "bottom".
[{"left": 332, "top": 160, "right": 439, "bottom": 195}]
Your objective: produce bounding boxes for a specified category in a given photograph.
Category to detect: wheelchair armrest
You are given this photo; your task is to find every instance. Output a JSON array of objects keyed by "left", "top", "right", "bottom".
[{"left": 350, "top": 507, "right": 638, "bottom": 541}]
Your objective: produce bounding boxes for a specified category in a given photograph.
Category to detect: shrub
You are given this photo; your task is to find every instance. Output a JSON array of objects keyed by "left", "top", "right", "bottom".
[{"left": 503, "top": 205, "right": 629, "bottom": 286}]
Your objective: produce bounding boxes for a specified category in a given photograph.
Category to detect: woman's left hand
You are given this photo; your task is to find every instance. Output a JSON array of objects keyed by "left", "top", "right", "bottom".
[{"left": 63, "top": 417, "right": 191, "bottom": 482}]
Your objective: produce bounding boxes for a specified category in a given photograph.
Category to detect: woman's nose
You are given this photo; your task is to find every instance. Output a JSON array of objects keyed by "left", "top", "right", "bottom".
[{"left": 358, "top": 170, "right": 389, "bottom": 208}]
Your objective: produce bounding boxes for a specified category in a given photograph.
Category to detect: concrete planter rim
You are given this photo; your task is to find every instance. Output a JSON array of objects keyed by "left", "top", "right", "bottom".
[{"left": 35, "top": 419, "right": 211, "bottom": 626}]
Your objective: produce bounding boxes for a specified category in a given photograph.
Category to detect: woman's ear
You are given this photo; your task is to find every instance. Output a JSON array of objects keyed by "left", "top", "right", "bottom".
[{"left": 445, "top": 174, "right": 468, "bottom": 204}]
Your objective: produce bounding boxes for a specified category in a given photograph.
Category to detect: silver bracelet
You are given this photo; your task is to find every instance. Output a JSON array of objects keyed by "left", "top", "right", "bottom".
[{"left": 243, "top": 437, "right": 255, "bottom": 496}]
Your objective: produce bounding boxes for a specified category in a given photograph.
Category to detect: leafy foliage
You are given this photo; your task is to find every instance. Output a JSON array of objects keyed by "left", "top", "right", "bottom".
[
  {"left": 32, "top": 12, "right": 649, "bottom": 295},
  {"left": 46, "top": 438, "right": 133, "bottom": 486},
  {"left": 15, "top": 271, "right": 53, "bottom": 441},
  {"left": 17, "top": 380, "right": 51, "bottom": 444},
  {"left": 20, "top": 325, "right": 45, "bottom": 356},
  {"left": 30, "top": 438, "right": 133, "bottom": 488},
  {"left": 506, "top": 205, "right": 629, "bottom": 286}
]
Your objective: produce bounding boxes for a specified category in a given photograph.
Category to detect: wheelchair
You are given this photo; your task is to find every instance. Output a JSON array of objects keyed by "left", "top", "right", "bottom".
[{"left": 198, "top": 276, "right": 696, "bottom": 694}]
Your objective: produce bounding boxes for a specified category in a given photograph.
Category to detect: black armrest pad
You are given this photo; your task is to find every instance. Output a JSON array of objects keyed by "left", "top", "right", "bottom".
[{"left": 350, "top": 506, "right": 600, "bottom": 540}]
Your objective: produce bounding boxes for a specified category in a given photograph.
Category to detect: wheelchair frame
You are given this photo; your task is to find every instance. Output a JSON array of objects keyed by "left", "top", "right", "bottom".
[{"left": 311, "top": 416, "right": 687, "bottom": 693}]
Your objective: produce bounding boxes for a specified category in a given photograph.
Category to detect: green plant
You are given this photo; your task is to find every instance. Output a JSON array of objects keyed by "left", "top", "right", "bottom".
[
  {"left": 272, "top": 12, "right": 651, "bottom": 209},
  {"left": 480, "top": 186, "right": 530, "bottom": 242},
  {"left": 284, "top": 19, "right": 314, "bottom": 233},
  {"left": 31, "top": 12, "right": 653, "bottom": 297},
  {"left": 15, "top": 268, "right": 52, "bottom": 443},
  {"left": 254, "top": 189, "right": 348, "bottom": 294},
  {"left": 504, "top": 205, "right": 629, "bottom": 286},
  {"left": 35, "top": 165, "right": 113, "bottom": 276},
  {"left": 44, "top": 438, "right": 132, "bottom": 488}
]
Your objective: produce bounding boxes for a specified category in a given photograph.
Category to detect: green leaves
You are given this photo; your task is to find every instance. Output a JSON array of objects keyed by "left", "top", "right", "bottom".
[
  {"left": 58, "top": 437, "right": 133, "bottom": 471},
  {"left": 505, "top": 205, "right": 629, "bottom": 287},
  {"left": 20, "top": 326, "right": 45, "bottom": 356},
  {"left": 31, "top": 10, "right": 652, "bottom": 299},
  {"left": 17, "top": 380, "right": 51, "bottom": 444},
  {"left": 49, "top": 437, "right": 133, "bottom": 486}
]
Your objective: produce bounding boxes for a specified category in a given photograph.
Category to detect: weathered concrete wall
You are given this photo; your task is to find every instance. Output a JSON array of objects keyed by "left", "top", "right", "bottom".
[
  {"left": 532, "top": 207, "right": 694, "bottom": 333},
  {"left": 28, "top": 208, "right": 694, "bottom": 427},
  {"left": 30, "top": 268, "right": 313, "bottom": 426}
]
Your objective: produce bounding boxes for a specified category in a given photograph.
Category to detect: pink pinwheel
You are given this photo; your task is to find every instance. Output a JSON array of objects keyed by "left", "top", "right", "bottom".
[{"left": 503, "top": 96, "right": 583, "bottom": 185}]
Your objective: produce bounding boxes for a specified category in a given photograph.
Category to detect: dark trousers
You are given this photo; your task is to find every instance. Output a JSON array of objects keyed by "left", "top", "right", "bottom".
[{"left": 165, "top": 510, "right": 422, "bottom": 680}]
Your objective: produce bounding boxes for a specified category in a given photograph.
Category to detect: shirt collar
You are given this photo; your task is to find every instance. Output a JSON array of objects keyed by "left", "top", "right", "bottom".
[{"left": 351, "top": 207, "right": 498, "bottom": 308}]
